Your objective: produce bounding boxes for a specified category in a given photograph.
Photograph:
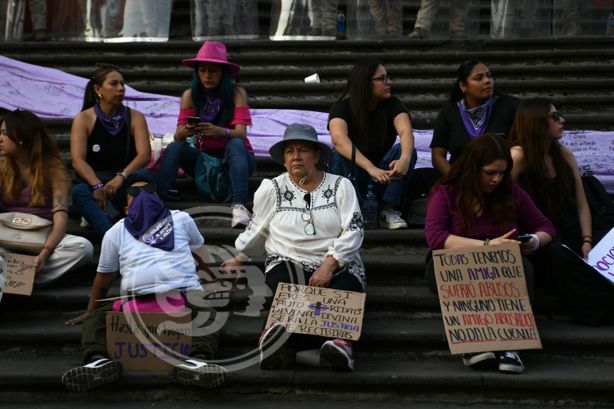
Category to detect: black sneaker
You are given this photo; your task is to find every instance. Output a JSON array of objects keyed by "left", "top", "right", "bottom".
[
  {"left": 461, "top": 351, "right": 497, "bottom": 368},
  {"left": 173, "top": 358, "right": 226, "bottom": 388},
  {"left": 498, "top": 351, "right": 525, "bottom": 374},
  {"left": 61, "top": 358, "right": 122, "bottom": 392},
  {"left": 258, "top": 323, "right": 288, "bottom": 370}
]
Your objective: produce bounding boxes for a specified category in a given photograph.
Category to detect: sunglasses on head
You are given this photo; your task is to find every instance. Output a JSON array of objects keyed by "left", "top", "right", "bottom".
[{"left": 127, "top": 183, "right": 157, "bottom": 197}]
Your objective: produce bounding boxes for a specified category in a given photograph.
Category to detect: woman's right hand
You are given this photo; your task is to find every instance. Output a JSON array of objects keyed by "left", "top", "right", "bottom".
[
  {"left": 220, "top": 257, "right": 243, "bottom": 275},
  {"left": 367, "top": 166, "right": 392, "bottom": 184},
  {"left": 93, "top": 188, "right": 107, "bottom": 211},
  {"left": 489, "top": 229, "right": 517, "bottom": 246}
]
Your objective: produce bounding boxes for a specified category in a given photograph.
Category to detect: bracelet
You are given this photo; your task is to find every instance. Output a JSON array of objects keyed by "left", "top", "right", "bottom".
[
  {"left": 41, "top": 244, "right": 54, "bottom": 253},
  {"left": 582, "top": 235, "right": 592, "bottom": 240},
  {"left": 225, "top": 128, "right": 231, "bottom": 138},
  {"left": 531, "top": 234, "right": 541, "bottom": 250},
  {"left": 91, "top": 182, "right": 104, "bottom": 191},
  {"left": 483, "top": 239, "right": 490, "bottom": 246},
  {"left": 582, "top": 239, "right": 593, "bottom": 245}
]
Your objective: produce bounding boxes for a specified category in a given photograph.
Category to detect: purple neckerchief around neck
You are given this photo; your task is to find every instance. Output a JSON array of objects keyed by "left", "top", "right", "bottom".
[
  {"left": 124, "top": 191, "right": 175, "bottom": 251},
  {"left": 94, "top": 103, "right": 127, "bottom": 137},
  {"left": 199, "top": 91, "right": 223, "bottom": 124},
  {"left": 457, "top": 96, "right": 497, "bottom": 139}
]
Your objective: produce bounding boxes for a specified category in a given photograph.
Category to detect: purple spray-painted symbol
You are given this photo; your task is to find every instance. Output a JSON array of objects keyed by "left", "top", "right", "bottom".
[{"left": 308, "top": 301, "right": 329, "bottom": 316}]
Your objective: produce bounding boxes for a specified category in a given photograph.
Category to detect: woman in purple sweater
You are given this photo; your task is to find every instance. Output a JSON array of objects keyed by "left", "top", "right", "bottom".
[{"left": 425, "top": 133, "right": 555, "bottom": 374}]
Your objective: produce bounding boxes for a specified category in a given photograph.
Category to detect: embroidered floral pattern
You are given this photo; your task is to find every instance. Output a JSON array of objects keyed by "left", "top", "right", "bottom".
[{"left": 349, "top": 212, "right": 365, "bottom": 231}]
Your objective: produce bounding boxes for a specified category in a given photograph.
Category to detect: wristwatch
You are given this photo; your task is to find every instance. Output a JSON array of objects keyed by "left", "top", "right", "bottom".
[{"left": 116, "top": 170, "right": 128, "bottom": 179}]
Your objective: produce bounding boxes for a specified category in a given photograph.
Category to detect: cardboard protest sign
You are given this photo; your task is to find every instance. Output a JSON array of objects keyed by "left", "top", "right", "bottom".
[
  {"left": 433, "top": 243, "right": 542, "bottom": 355},
  {"left": 106, "top": 311, "right": 192, "bottom": 372},
  {"left": 587, "top": 227, "right": 614, "bottom": 282},
  {"left": 0, "top": 252, "right": 36, "bottom": 296},
  {"left": 265, "top": 283, "right": 366, "bottom": 341}
]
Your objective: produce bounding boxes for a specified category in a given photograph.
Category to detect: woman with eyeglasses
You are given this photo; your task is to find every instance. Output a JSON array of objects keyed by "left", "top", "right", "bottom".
[
  {"left": 0, "top": 110, "right": 93, "bottom": 287},
  {"left": 507, "top": 98, "right": 614, "bottom": 327},
  {"left": 327, "top": 59, "right": 417, "bottom": 230},
  {"left": 70, "top": 64, "right": 153, "bottom": 236},
  {"left": 431, "top": 60, "right": 518, "bottom": 177},
  {"left": 155, "top": 41, "right": 255, "bottom": 229},
  {"left": 425, "top": 133, "right": 555, "bottom": 374},
  {"left": 221, "top": 123, "right": 365, "bottom": 372}
]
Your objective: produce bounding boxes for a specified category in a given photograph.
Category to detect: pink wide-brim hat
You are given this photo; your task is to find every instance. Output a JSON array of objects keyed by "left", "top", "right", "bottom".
[{"left": 182, "top": 41, "right": 240, "bottom": 73}]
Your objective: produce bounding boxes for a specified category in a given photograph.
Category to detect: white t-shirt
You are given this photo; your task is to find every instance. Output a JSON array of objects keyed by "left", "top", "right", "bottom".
[{"left": 98, "top": 210, "right": 203, "bottom": 295}]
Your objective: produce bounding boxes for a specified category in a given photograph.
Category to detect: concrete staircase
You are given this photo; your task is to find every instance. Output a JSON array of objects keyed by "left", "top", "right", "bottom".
[{"left": 2, "top": 12, "right": 614, "bottom": 409}]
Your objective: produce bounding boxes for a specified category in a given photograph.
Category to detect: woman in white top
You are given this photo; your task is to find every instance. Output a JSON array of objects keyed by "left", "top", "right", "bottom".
[{"left": 222, "top": 123, "right": 365, "bottom": 372}]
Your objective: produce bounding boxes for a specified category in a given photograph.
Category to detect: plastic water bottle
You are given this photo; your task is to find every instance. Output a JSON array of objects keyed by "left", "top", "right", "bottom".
[
  {"left": 362, "top": 183, "right": 378, "bottom": 230},
  {"left": 0, "top": 255, "right": 5, "bottom": 303},
  {"left": 336, "top": 7, "right": 347, "bottom": 40},
  {"left": 607, "top": 11, "right": 614, "bottom": 36}
]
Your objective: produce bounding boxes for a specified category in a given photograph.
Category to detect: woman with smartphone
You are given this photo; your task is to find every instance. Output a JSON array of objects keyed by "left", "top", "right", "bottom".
[
  {"left": 155, "top": 41, "right": 255, "bottom": 228},
  {"left": 425, "top": 133, "right": 555, "bottom": 374}
]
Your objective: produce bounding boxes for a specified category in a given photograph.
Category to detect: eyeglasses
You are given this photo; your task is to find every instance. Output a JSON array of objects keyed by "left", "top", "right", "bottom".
[
  {"left": 127, "top": 183, "right": 157, "bottom": 197},
  {"left": 371, "top": 74, "right": 391, "bottom": 84},
  {"left": 548, "top": 111, "right": 563, "bottom": 121},
  {"left": 302, "top": 193, "right": 316, "bottom": 235}
]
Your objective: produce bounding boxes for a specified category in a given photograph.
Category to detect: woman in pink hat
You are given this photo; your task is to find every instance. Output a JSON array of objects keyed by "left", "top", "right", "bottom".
[{"left": 156, "top": 41, "right": 255, "bottom": 228}]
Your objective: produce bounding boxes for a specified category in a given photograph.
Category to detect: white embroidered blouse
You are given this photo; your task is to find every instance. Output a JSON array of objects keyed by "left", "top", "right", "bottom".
[{"left": 235, "top": 172, "right": 366, "bottom": 289}]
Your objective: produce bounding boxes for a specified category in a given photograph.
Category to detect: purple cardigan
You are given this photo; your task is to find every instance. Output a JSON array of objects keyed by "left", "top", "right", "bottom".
[{"left": 425, "top": 183, "right": 556, "bottom": 250}]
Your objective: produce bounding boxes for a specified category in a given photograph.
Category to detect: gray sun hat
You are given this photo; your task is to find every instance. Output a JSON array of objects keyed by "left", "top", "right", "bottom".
[{"left": 269, "top": 123, "right": 331, "bottom": 165}]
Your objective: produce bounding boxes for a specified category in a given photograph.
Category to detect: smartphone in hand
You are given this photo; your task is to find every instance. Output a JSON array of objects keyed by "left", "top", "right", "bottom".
[
  {"left": 516, "top": 234, "right": 533, "bottom": 243},
  {"left": 187, "top": 116, "right": 200, "bottom": 126}
]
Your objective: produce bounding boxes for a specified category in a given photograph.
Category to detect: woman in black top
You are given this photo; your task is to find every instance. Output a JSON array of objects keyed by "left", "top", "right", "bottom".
[
  {"left": 327, "top": 59, "right": 417, "bottom": 230},
  {"left": 70, "top": 64, "right": 152, "bottom": 236},
  {"left": 430, "top": 60, "right": 518, "bottom": 176}
]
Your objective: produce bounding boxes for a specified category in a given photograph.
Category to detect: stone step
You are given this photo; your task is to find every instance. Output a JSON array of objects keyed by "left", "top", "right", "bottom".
[
  {"left": 1, "top": 355, "right": 613, "bottom": 406},
  {"left": 0, "top": 283, "right": 566, "bottom": 318}
]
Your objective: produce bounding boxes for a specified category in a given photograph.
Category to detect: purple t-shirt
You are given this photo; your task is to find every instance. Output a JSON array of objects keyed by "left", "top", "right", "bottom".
[{"left": 425, "top": 183, "right": 556, "bottom": 250}]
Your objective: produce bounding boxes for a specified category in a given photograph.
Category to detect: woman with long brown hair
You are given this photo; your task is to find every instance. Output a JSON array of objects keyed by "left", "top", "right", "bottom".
[
  {"left": 508, "top": 97, "right": 591, "bottom": 258},
  {"left": 0, "top": 110, "right": 93, "bottom": 286},
  {"left": 425, "top": 133, "right": 555, "bottom": 374}
]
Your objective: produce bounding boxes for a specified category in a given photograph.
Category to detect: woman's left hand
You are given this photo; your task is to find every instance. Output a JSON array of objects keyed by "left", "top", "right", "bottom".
[
  {"left": 104, "top": 175, "right": 124, "bottom": 199},
  {"left": 309, "top": 267, "right": 334, "bottom": 287},
  {"left": 201, "top": 122, "right": 223, "bottom": 137},
  {"left": 389, "top": 157, "right": 410, "bottom": 178}
]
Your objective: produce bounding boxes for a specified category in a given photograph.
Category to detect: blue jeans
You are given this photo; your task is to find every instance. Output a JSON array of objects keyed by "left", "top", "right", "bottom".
[
  {"left": 327, "top": 143, "right": 417, "bottom": 208},
  {"left": 156, "top": 139, "right": 256, "bottom": 204},
  {"left": 71, "top": 168, "right": 154, "bottom": 236}
]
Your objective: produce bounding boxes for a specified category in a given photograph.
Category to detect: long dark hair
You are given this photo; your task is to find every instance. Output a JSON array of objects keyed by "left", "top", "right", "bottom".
[
  {"left": 0, "top": 110, "right": 67, "bottom": 206},
  {"left": 336, "top": 59, "right": 384, "bottom": 152},
  {"left": 437, "top": 133, "right": 517, "bottom": 233},
  {"left": 507, "top": 97, "right": 576, "bottom": 216},
  {"left": 81, "top": 64, "right": 124, "bottom": 111},
  {"left": 190, "top": 65, "right": 234, "bottom": 125},
  {"left": 449, "top": 59, "right": 491, "bottom": 102}
]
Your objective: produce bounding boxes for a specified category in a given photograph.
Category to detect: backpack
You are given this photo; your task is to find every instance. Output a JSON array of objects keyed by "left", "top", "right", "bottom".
[
  {"left": 194, "top": 152, "right": 232, "bottom": 202},
  {"left": 582, "top": 174, "right": 614, "bottom": 243}
]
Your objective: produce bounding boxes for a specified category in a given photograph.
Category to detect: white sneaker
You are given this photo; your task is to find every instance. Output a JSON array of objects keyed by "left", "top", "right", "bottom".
[
  {"left": 61, "top": 358, "right": 122, "bottom": 392},
  {"left": 173, "top": 358, "right": 226, "bottom": 388},
  {"left": 379, "top": 209, "right": 407, "bottom": 229},
  {"left": 231, "top": 204, "right": 251, "bottom": 228}
]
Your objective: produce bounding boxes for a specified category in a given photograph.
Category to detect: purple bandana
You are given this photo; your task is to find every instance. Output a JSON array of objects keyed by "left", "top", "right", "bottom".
[
  {"left": 457, "top": 96, "right": 497, "bottom": 139},
  {"left": 94, "top": 103, "right": 127, "bottom": 137},
  {"left": 124, "top": 191, "right": 175, "bottom": 251}
]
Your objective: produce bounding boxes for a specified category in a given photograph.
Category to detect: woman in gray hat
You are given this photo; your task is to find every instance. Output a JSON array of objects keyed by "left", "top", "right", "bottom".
[{"left": 222, "top": 123, "right": 365, "bottom": 372}]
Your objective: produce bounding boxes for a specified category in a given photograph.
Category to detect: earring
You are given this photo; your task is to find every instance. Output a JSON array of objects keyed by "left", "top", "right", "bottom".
[{"left": 97, "top": 93, "right": 102, "bottom": 99}]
